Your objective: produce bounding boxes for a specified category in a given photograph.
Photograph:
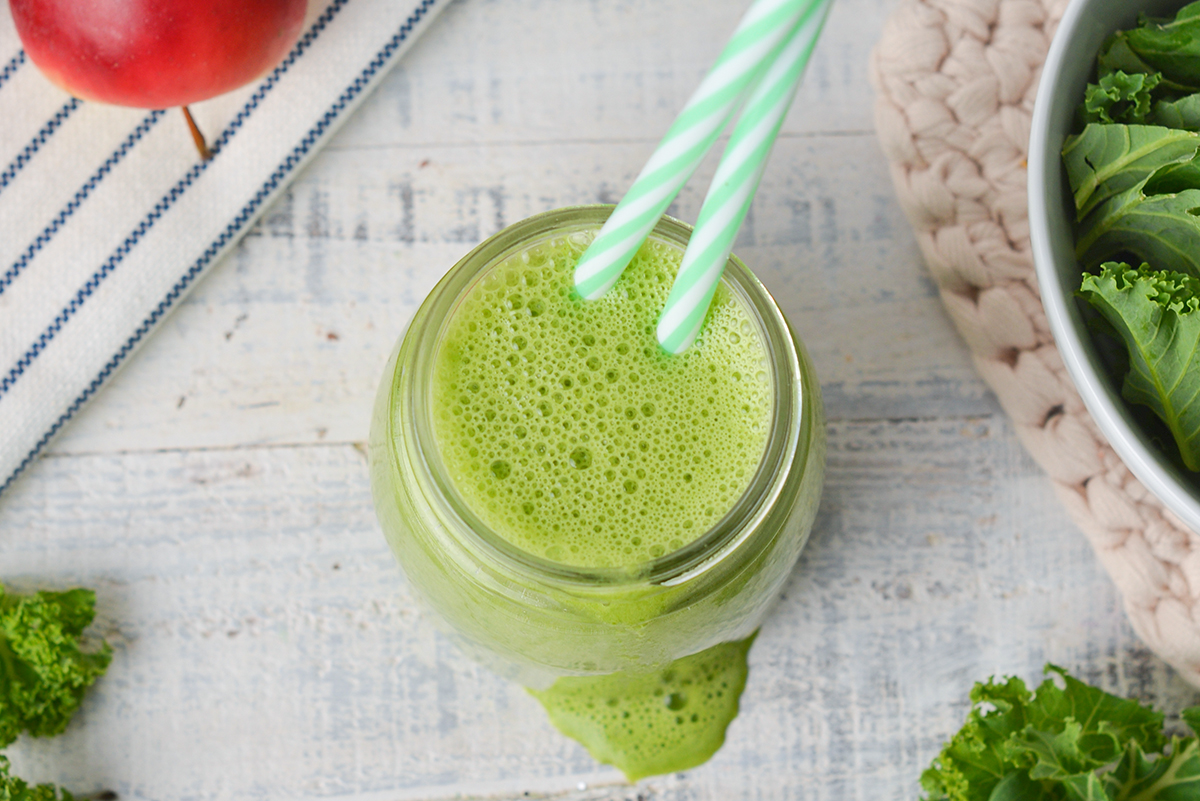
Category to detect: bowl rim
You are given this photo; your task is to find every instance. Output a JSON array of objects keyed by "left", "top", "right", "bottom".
[{"left": 1028, "top": 0, "right": 1200, "bottom": 533}]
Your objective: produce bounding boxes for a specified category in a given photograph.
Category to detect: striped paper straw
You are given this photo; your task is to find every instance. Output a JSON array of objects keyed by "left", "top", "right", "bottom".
[
  {"left": 572, "top": 0, "right": 825, "bottom": 301},
  {"left": 656, "top": 0, "right": 831, "bottom": 354}
]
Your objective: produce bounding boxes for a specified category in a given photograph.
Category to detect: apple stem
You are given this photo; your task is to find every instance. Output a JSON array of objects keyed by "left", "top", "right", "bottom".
[{"left": 181, "top": 106, "right": 212, "bottom": 161}]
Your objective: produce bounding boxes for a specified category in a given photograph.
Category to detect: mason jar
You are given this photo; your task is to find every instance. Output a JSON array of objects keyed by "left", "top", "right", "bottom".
[{"left": 369, "top": 205, "right": 824, "bottom": 688}]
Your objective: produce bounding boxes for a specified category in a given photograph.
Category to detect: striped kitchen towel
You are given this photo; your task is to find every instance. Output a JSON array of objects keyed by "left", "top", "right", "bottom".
[{"left": 0, "top": 0, "right": 446, "bottom": 494}]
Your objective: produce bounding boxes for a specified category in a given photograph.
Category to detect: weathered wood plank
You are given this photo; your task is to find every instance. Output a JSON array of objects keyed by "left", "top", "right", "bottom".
[
  {"left": 334, "top": 0, "right": 889, "bottom": 151},
  {"left": 43, "top": 133, "right": 984, "bottom": 459},
  {"left": 35, "top": 0, "right": 963, "bottom": 461},
  {"left": 3, "top": 0, "right": 1189, "bottom": 798},
  {"left": 3, "top": 417, "right": 1190, "bottom": 800}
]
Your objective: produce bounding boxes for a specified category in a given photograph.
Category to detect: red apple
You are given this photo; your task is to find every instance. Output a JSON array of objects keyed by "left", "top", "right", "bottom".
[{"left": 8, "top": 0, "right": 307, "bottom": 109}]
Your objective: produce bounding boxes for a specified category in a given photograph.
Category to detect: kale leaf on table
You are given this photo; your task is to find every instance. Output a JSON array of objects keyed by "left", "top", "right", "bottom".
[
  {"left": 0, "top": 585, "right": 111, "bottom": 749},
  {"left": 0, "top": 756, "right": 74, "bottom": 801},
  {"left": 921, "top": 665, "right": 1200, "bottom": 801}
]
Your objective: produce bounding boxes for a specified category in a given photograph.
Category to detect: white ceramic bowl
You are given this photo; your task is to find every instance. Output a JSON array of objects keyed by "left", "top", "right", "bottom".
[{"left": 1029, "top": 0, "right": 1200, "bottom": 533}]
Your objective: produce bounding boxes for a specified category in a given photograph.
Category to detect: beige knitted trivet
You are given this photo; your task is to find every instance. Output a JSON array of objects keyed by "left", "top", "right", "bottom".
[{"left": 870, "top": 0, "right": 1200, "bottom": 686}]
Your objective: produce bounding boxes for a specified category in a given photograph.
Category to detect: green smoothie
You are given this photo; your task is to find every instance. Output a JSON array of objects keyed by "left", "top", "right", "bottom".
[
  {"left": 370, "top": 209, "right": 824, "bottom": 783},
  {"left": 431, "top": 234, "right": 772, "bottom": 568},
  {"left": 429, "top": 232, "right": 770, "bottom": 777}
]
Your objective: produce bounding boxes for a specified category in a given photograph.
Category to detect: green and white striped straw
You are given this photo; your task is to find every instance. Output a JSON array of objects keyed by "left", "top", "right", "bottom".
[
  {"left": 657, "top": 0, "right": 831, "bottom": 354},
  {"left": 572, "top": 0, "right": 822, "bottom": 301}
]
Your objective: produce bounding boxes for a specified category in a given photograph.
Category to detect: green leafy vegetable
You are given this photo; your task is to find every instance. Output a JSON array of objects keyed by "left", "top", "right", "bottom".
[
  {"left": 1098, "top": 34, "right": 1165, "bottom": 86},
  {"left": 1151, "top": 92, "right": 1200, "bottom": 129},
  {"left": 1064, "top": 6, "right": 1200, "bottom": 472},
  {"left": 1098, "top": 2, "right": 1200, "bottom": 92},
  {"left": 1084, "top": 71, "right": 1162, "bottom": 125},
  {"left": 0, "top": 756, "right": 74, "bottom": 801},
  {"left": 922, "top": 664, "right": 1200, "bottom": 801},
  {"left": 1075, "top": 185, "right": 1200, "bottom": 276},
  {"left": 0, "top": 585, "right": 111, "bottom": 749},
  {"left": 1078, "top": 263, "right": 1200, "bottom": 470},
  {"left": 1063, "top": 124, "right": 1200, "bottom": 220},
  {"left": 1139, "top": 151, "right": 1200, "bottom": 195}
]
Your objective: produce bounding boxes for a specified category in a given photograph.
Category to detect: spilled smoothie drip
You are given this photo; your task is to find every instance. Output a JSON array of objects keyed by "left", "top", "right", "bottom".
[
  {"left": 430, "top": 229, "right": 772, "bottom": 779},
  {"left": 530, "top": 633, "right": 756, "bottom": 781},
  {"left": 431, "top": 231, "right": 772, "bottom": 568}
]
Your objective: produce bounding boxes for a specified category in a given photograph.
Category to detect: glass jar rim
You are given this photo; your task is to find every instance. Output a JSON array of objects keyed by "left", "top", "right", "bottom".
[{"left": 396, "top": 205, "right": 808, "bottom": 588}]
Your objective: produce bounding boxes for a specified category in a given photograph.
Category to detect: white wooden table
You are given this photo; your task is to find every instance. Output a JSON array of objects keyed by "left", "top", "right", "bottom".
[{"left": 3, "top": 1, "right": 1196, "bottom": 799}]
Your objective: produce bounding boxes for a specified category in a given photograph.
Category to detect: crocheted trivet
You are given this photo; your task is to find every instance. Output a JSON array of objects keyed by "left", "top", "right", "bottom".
[{"left": 870, "top": 0, "right": 1200, "bottom": 685}]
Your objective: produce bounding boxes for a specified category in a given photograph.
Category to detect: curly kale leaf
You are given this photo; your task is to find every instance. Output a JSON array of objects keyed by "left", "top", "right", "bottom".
[
  {"left": 1102, "top": 737, "right": 1200, "bottom": 799},
  {"left": 919, "top": 675, "right": 1035, "bottom": 801},
  {"left": 923, "top": 665, "right": 1200, "bottom": 801},
  {"left": 1099, "top": 2, "right": 1200, "bottom": 92},
  {"left": 0, "top": 756, "right": 75, "bottom": 801},
  {"left": 1012, "top": 665, "right": 1165, "bottom": 771},
  {"left": 0, "top": 585, "right": 111, "bottom": 748},
  {"left": 1085, "top": 71, "right": 1163, "bottom": 125},
  {"left": 1079, "top": 263, "right": 1200, "bottom": 471}
]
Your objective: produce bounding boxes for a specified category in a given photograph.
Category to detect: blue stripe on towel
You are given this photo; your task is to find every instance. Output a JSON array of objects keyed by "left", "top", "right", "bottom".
[
  {"left": 0, "top": 51, "right": 25, "bottom": 92},
  {"left": 0, "top": 98, "right": 79, "bottom": 194},
  {"left": 0, "top": 0, "right": 440, "bottom": 495},
  {"left": 0, "top": 110, "right": 166, "bottom": 296}
]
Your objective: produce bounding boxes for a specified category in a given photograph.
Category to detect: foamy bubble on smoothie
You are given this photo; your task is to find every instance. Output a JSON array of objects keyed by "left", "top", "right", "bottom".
[{"left": 432, "top": 231, "right": 772, "bottom": 568}]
